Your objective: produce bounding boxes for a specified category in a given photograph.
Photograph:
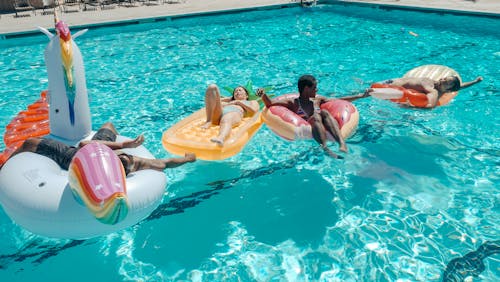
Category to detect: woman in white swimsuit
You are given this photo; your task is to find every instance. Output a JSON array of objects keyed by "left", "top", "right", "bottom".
[{"left": 202, "top": 84, "right": 259, "bottom": 145}]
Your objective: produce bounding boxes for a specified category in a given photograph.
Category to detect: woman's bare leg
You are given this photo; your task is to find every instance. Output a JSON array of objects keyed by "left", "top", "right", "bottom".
[
  {"left": 202, "top": 84, "right": 223, "bottom": 128},
  {"left": 210, "top": 112, "right": 241, "bottom": 145},
  {"left": 320, "top": 110, "right": 347, "bottom": 152},
  {"left": 309, "top": 114, "right": 341, "bottom": 159}
]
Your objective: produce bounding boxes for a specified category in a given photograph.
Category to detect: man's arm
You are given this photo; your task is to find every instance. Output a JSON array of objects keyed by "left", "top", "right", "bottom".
[
  {"left": 338, "top": 89, "right": 371, "bottom": 102},
  {"left": 163, "top": 153, "right": 196, "bottom": 168},
  {"left": 460, "top": 76, "right": 483, "bottom": 90}
]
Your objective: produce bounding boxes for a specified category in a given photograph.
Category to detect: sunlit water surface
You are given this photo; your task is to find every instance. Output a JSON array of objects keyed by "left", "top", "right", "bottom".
[{"left": 0, "top": 4, "right": 499, "bottom": 281}]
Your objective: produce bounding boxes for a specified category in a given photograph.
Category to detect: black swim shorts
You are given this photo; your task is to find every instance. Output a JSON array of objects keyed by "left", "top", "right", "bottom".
[
  {"left": 36, "top": 128, "right": 131, "bottom": 173},
  {"left": 91, "top": 128, "right": 117, "bottom": 142},
  {"left": 91, "top": 128, "right": 135, "bottom": 174},
  {"left": 35, "top": 139, "right": 78, "bottom": 170}
]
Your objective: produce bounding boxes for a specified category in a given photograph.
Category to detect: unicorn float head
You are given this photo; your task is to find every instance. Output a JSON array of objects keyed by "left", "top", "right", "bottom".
[
  {"left": 38, "top": 14, "right": 130, "bottom": 226},
  {"left": 38, "top": 12, "right": 91, "bottom": 143}
]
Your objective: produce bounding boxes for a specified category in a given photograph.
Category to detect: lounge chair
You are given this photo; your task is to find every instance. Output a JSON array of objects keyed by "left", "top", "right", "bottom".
[
  {"left": 99, "top": 0, "right": 117, "bottom": 10},
  {"left": 31, "top": 0, "right": 57, "bottom": 15},
  {"left": 12, "top": 0, "right": 36, "bottom": 17},
  {"left": 117, "top": 0, "right": 137, "bottom": 8},
  {"left": 61, "top": 0, "right": 81, "bottom": 13},
  {"left": 142, "top": 0, "right": 162, "bottom": 6},
  {"left": 81, "top": 0, "right": 100, "bottom": 10}
]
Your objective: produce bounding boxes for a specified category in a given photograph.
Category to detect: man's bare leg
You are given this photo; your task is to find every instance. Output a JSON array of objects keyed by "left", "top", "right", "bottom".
[
  {"left": 122, "top": 135, "right": 144, "bottom": 148},
  {"left": 98, "top": 122, "right": 118, "bottom": 135},
  {"left": 79, "top": 134, "right": 144, "bottom": 150}
]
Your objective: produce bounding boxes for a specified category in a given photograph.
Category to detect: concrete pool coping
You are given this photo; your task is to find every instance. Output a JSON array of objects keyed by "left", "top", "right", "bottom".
[
  {"left": 0, "top": 0, "right": 499, "bottom": 38},
  {"left": 338, "top": 0, "right": 499, "bottom": 18}
]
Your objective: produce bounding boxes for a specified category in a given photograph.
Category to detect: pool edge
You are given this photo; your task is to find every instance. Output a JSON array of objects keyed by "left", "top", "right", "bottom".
[
  {"left": 330, "top": 0, "right": 500, "bottom": 19},
  {"left": 1, "top": 0, "right": 499, "bottom": 40},
  {"left": 0, "top": 3, "right": 297, "bottom": 40}
]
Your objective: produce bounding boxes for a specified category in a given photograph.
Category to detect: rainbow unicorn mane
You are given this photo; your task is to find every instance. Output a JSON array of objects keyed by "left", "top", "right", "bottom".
[{"left": 68, "top": 142, "right": 129, "bottom": 225}]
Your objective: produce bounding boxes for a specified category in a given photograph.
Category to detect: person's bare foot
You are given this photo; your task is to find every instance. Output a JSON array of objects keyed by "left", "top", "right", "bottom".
[
  {"left": 123, "top": 134, "right": 144, "bottom": 148},
  {"left": 321, "top": 145, "right": 343, "bottom": 159},
  {"left": 183, "top": 153, "right": 196, "bottom": 162},
  {"left": 339, "top": 143, "right": 348, "bottom": 153},
  {"left": 201, "top": 122, "right": 212, "bottom": 129},
  {"left": 210, "top": 137, "right": 224, "bottom": 146}
]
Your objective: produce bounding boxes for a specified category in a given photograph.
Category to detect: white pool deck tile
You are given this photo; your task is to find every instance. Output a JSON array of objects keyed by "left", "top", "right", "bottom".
[{"left": 0, "top": 0, "right": 499, "bottom": 36}]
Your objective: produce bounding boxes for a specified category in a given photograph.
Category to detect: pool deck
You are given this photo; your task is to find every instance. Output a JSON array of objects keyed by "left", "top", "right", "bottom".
[{"left": 0, "top": 0, "right": 499, "bottom": 36}]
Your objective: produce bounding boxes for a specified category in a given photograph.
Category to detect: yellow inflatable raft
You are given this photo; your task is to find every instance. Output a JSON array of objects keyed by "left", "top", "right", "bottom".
[{"left": 162, "top": 109, "right": 262, "bottom": 160}]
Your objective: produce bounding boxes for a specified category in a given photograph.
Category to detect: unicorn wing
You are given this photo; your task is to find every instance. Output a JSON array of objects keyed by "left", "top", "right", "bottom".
[
  {"left": 72, "top": 29, "right": 88, "bottom": 40},
  {"left": 38, "top": 26, "right": 54, "bottom": 39}
]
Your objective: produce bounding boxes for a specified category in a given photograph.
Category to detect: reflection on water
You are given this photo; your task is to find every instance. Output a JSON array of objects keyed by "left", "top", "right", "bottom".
[{"left": 443, "top": 240, "right": 500, "bottom": 282}]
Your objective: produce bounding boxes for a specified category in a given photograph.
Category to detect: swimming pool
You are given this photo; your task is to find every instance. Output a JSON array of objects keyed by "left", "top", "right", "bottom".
[{"left": 0, "top": 3, "right": 499, "bottom": 281}]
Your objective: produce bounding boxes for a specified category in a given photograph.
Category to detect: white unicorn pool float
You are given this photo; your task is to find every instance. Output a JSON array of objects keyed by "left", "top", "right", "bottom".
[{"left": 0, "top": 16, "right": 166, "bottom": 239}]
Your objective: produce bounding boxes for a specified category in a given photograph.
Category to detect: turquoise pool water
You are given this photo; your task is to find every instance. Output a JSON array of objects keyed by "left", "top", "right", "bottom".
[{"left": 1, "top": 4, "right": 499, "bottom": 281}]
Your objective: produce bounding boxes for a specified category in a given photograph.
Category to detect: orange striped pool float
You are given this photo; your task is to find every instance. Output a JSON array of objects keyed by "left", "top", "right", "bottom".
[{"left": 0, "top": 91, "right": 50, "bottom": 166}]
